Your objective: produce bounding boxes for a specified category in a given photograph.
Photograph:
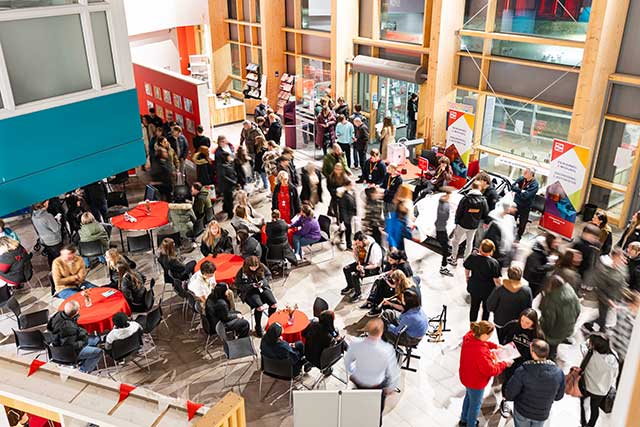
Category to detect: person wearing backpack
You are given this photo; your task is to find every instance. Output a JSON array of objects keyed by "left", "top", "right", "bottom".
[
  {"left": 0, "top": 237, "right": 32, "bottom": 288},
  {"left": 449, "top": 181, "right": 489, "bottom": 265}
]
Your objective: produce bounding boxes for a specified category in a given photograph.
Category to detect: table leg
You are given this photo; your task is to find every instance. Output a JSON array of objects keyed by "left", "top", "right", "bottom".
[
  {"left": 149, "top": 230, "right": 156, "bottom": 256},
  {"left": 119, "top": 229, "right": 125, "bottom": 252}
]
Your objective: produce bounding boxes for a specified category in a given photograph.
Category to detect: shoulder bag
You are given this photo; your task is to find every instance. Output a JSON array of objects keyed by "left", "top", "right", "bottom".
[{"left": 565, "top": 349, "right": 593, "bottom": 398}]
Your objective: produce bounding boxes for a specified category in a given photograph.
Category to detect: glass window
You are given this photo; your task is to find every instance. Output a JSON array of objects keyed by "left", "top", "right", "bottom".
[
  {"left": 588, "top": 185, "right": 625, "bottom": 219},
  {"left": 256, "top": 0, "right": 261, "bottom": 22},
  {"left": 352, "top": 72, "right": 370, "bottom": 113},
  {"left": 0, "top": 14, "right": 91, "bottom": 105},
  {"left": 232, "top": 78, "right": 243, "bottom": 92},
  {"left": 229, "top": 24, "right": 239, "bottom": 41},
  {"left": 495, "top": 0, "right": 590, "bottom": 41},
  {"left": 464, "top": 0, "right": 488, "bottom": 30},
  {"left": 301, "top": 0, "right": 331, "bottom": 31},
  {"left": 491, "top": 40, "right": 583, "bottom": 66},
  {"left": 481, "top": 96, "right": 571, "bottom": 165},
  {"left": 0, "top": 0, "right": 76, "bottom": 8},
  {"left": 455, "top": 89, "right": 479, "bottom": 111},
  {"left": 230, "top": 43, "right": 241, "bottom": 76},
  {"left": 381, "top": 0, "right": 425, "bottom": 45},
  {"left": 593, "top": 120, "right": 640, "bottom": 186},
  {"left": 377, "top": 77, "right": 419, "bottom": 132},
  {"left": 301, "top": 58, "right": 331, "bottom": 108},
  {"left": 227, "top": 0, "right": 238, "bottom": 19},
  {"left": 90, "top": 12, "right": 116, "bottom": 87},
  {"left": 460, "top": 36, "right": 483, "bottom": 53},
  {"left": 479, "top": 151, "right": 549, "bottom": 187}
]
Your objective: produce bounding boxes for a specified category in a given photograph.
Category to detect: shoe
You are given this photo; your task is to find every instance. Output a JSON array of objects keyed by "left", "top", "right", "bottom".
[
  {"left": 340, "top": 287, "right": 353, "bottom": 295},
  {"left": 499, "top": 399, "right": 512, "bottom": 418},
  {"left": 582, "top": 322, "right": 594, "bottom": 333},
  {"left": 359, "top": 302, "right": 374, "bottom": 310},
  {"left": 440, "top": 267, "right": 454, "bottom": 277},
  {"left": 322, "top": 367, "right": 333, "bottom": 377},
  {"left": 458, "top": 422, "right": 467, "bottom": 427},
  {"left": 447, "top": 257, "right": 457, "bottom": 266},
  {"left": 349, "top": 293, "right": 362, "bottom": 303},
  {"left": 366, "top": 308, "right": 382, "bottom": 317},
  {"left": 303, "top": 362, "right": 313, "bottom": 373},
  {"left": 255, "top": 328, "right": 263, "bottom": 338}
]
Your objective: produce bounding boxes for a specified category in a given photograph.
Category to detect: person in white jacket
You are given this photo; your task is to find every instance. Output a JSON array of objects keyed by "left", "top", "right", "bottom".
[{"left": 580, "top": 333, "right": 619, "bottom": 427}]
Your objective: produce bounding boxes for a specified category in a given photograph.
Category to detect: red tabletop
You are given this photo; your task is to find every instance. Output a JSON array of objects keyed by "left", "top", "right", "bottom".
[
  {"left": 58, "top": 288, "right": 131, "bottom": 335},
  {"left": 261, "top": 224, "right": 295, "bottom": 246},
  {"left": 401, "top": 162, "right": 424, "bottom": 181},
  {"left": 194, "top": 253, "right": 245, "bottom": 284},
  {"left": 111, "top": 201, "right": 169, "bottom": 231},
  {"left": 266, "top": 310, "right": 310, "bottom": 343}
]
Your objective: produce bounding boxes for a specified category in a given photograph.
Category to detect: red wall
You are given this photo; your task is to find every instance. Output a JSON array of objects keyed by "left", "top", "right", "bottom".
[
  {"left": 177, "top": 26, "right": 198, "bottom": 76},
  {"left": 133, "top": 63, "right": 204, "bottom": 152}
]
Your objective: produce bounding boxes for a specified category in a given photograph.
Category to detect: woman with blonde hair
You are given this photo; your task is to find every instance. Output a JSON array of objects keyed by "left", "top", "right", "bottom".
[
  {"left": 234, "top": 189, "right": 264, "bottom": 226},
  {"left": 200, "top": 221, "right": 233, "bottom": 257},
  {"left": 272, "top": 170, "right": 301, "bottom": 224},
  {"left": 262, "top": 140, "right": 281, "bottom": 192},
  {"left": 377, "top": 269, "right": 415, "bottom": 313},
  {"left": 327, "top": 162, "right": 349, "bottom": 219},
  {"left": 378, "top": 116, "right": 395, "bottom": 159},
  {"left": 105, "top": 248, "right": 137, "bottom": 289},
  {"left": 0, "top": 236, "right": 30, "bottom": 287},
  {"left": 78, "top": 211, "right": 109, "bottom": 267}
]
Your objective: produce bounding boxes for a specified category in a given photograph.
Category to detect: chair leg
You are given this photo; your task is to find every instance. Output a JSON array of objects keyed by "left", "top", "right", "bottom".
[{"left": 259, "top": 372, "right": 263, "bottom": 400}]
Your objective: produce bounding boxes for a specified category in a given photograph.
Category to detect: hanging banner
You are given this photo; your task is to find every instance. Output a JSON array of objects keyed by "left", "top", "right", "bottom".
[
  {"left": 27, "top": 359, "right": 46, "bottom": 377},
  {"left": 446, "top": 109, "right": 475, "bottom": 168},
  {"left": 541, "top": 139, "right": 590, "bottom": 240}
]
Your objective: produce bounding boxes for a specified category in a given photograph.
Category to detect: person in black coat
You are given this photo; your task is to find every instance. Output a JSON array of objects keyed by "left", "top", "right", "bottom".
[
  {"left": 205, "top": 283, "right": 250, "bottom": 338},
  {"left": 381, "top": 164, "right": 403, "bottom": 217},
  {"left": 302, "top": 310, "right": 346, "bottom": 369},
  {"left": 218, "top": 151, "right": 238, "bottom": 219},
  {"left": 338, "top": 180, "right": 357, "bottom": 250},
  {"left": 523, "top": 233, "right": 559, "bottom": 297},
  {"left": 504, "top": 339, "right": 565, "bottom": 424},
  {"left": 260, "top": 322, "right": 309, "bottom": 373},
  {"left": 359, "top": 251, "right": 413, "bottom": 313},
  {"left": 476, "top": 172, "right": 499, "bottom": 213},
  {"left": 157, "top": 238, "right": 195, "bottom": 282},
  {"left": 236, "top": 228, "right": 262, "bottom": 259},
  {"left": 352, "top": 117, "right": 369, "bottom": 169},
  {"left": 235, "top": 256, "right": 277, "bottom": 337},
  {"left": 407, "top": 93, "right": 418, "bottom": 140},
  {"left": 200, "top": 221, "right": 234, "bottom": 257},
  {"left": 150, "top": 147, "right": 174, "bottom": 201},
  {"left": 571, "top": 224, "right": 602, "bottom": 278},
  {"left": 300, "top": 163, "right": 324, "bottom": 205},
  {"left": 272, "top": 171, "right": 301, "bottom": 224},
  {"left": 626, "top": 242, "right": 640, "bottom": 292},
  {"left": 265, "top": 114, "right": 282, "bottom": 144},
  {"left": 265, "top": 210, "right": 297, "bottom": 265},
  {"left": 359, "top": 149, "right": 387, "bottom": 186},
  {"left": 487, "top": 266, "right": 532, "bottom": 327},
  {"left": 117, "top": 261, "right": 147, "bottom": 310},
  {"left": 82, "top": 181, "right": 108, "bottom": 223}
]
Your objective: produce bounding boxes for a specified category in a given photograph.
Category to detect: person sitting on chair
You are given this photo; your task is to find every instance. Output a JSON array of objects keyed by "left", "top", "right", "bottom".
[
  {"left": 341, "top": 231, "right": 383, "bottom": 303},
  {"left": 265, "top": 210, "right": 297, "bottom": 265},
  {"left": 261, "top": 322, "right": 311, "bottom": 373},
  {"left": 157, "top": 238, "right": 196, "bottom": 281},
  {"left": 188, "top": 261, "right": 217, "bottom": 306},
  {"left": 105, "top": 312, "right": 142, "bottom": 350},
  {"left": 205, "top": 283, "right": 250, "bottom": 338},
  {"left": 365, "top": 270, "right": 416, "bottom": 317},
  {"left": 236, "top": 228, "right": 262, "bottom": 259},
  {"left": 78, "top": 212, "right": 109, "bottom": 268},
  {"left": 105, "top": 249, "right": 136, "bottom": 289},
  {"left": 117, "top": 260, "right": 147, "bottom": 309},
  {"left": 382, "top": 290, "right": 428, "bottom": 346},
  {"left": 200, "top": 221, "right": 233, "bottom": 257},
  {"left": 360, "top": 252, "right": 414, "bottom": 314},
  {"left": 290, "top": 204, "right": 321, "bottom": 260},
  {"left": 51, "top": 245, "right": 97, "bottom": 299},
  {"left": 235, "top": 256, "right": 277, "bottom": 337},
  {"left": 231, "top": 205, "right": 261, "bottom": 235},
  {"left": 303, "top": 310, "right": 347, "bottom": 372},
  {"left": 0, "top": 236, "right": 30, "bottom": 288}
]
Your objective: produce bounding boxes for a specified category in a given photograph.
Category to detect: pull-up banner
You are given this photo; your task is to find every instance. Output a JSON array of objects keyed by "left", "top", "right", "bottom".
[
  {"left": 446, "top": 109, "right": 475, "bottom": 167},
  {"left": 541, "top": 139, "right": 590, "bottom": 240}
]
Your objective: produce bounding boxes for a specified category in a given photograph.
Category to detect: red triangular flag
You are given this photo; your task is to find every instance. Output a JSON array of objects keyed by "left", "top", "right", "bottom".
[
  {"left": 27, "top": 359, "right": 46, "bottom": 377},
  {"left": 186, "top": 400, "right": 203, "bottom": 421},
  {"left": 119, "top": 383, "right": 137, "bottom": 403}
]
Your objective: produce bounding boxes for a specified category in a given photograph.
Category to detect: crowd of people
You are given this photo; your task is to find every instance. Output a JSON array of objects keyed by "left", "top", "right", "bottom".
[{"left": 0, "top": 94, "right": 637, "bottom": 427}]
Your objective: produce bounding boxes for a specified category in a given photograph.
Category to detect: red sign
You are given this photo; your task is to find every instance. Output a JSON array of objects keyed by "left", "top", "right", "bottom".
[{"left": 418, "top": 157, "right": 429, "bottom": 171}]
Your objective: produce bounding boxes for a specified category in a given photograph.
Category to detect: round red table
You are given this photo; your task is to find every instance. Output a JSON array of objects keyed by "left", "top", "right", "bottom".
[
  {"left": 194, "top": 253, "right": 245, "bottom": 283},
  {"left": 58, "top": 288, "right": 131, "bottom": 335},
  {"left": 111, "top": 201, "right": 169, "bottom": 252},
  {"left": 266, "top": 310, "right": 310, "bottom": 343},
  {"left": 260, "top": 224, "right": 295, "bottom": 246}
]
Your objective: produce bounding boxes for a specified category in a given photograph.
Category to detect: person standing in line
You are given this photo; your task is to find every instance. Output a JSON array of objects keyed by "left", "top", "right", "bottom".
[
  {"left": 262, "top": 140, "right": 281, "bottom": 193},
  {"left": 338, "top": 180, "right": 357, "bottom": 250},
  {"left": 579, "top": 333, "right": 619, "bottom": 427},
  {"left": 150, "top": 147, "right": 175, "bottom": 201},
  {"left": 172, "top": 126, "right": 189, "bottom": 181},
  {"left": 31, "top": 201, "right": 63, "bottom": 267},
  {"left": 239, "top": 119, "right": 264, "bottom": 158},
  {"left": 504, "top": 339, "right": 565, "bottom": 427},
  {"left": 571, "top": 224, "right": 602, "bottom": 278},
  {"left": 523, "top": 232, "right": 559, "bottom": 298},
  {"left": 449, "top": 181, "right": 489, "bottom": 265},
  {"left": 335, "top": 114, "right": 355, "bottom": 168},
  {"left": 218, "top": 151, "right": 238, "bottom": 219},
  {"left": 352, "top": 117, "right": 369, "bottom": 169},
  {"left": 487, "top": 266, "right": 532, "bottom": 328},
  {"left": 192, "top": 125, "right": 211, "bottom": 150},
  {"left": 316, "top": 106, "right": 337, "bottom": 155},
  {"left": 378, "top": 117, "right": 395, "bottom": 160},
  {"left": 591, "top": 210, "right": 612, "bottom": 255},
  {"left": 254, "top": 97, "right": 270, "bottom": 119},
  {"left": 513, "top": 168, "right": 539, "bottom": 240},
  {"left": 463, "top": 239, "right": 502, "bottom": 322},
  {"left": 584, "top": 248, "right": 628, "bottom": 333},
  {"left": 458, "top": 321, "right": 511, "bottom": 427},
  {"left": 539, "top": 275, "right": 581, "bottom": 360},
  {"left": 344, "top": 318, "right": 400, "bottom": 427},
  {"left": 435, "top": 187, "right": 453, "bottom": 277},
  {"left": 407, "top": 93, "right": 418, "bottom": 140},
  {"left": 334, "top": 96, "right": 349, "bottom": 117},
  {"left": 300, "top": 162, "right": 323, "bottom": 207}
]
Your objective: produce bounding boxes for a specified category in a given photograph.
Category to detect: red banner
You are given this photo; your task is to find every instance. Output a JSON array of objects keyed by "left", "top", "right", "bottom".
[
  {"left": 119, "top": 383, "right": 137, "bottom": 403},
  {"left": 187, "top": 400, "right": 203, "bottom": 421},
  {"left": 27, "top": 359, "right": 46, "bottom": 377}
]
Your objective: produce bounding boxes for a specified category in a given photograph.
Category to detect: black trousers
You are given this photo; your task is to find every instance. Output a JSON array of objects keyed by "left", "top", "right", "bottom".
[
  {"left": 338, "top": 143, "right": 352, "bottom": 167},
  {"left": 436, "top": 230, "right": 450, "bottom": 268},
  {"left": 596, "top": 299, "right": 610, "bottom": 330},
  {"left": 342, "top": 215, "right": 354, "bottom": 249},
  {"left": 225, "top": 317, "right": 250, "bottom": 338},
  {"left": 407, "top": 119, "right": 417, "bottom": 140},
  {"left": 515, "top": 205, "right": 531, "bottom": 240},
  {"left": 246, "top": 288, "right": 277, "bottom": 331},
  {"left": 354, "top": 147, "right": 367, "bottom": 168},
  {"left": 222, "top": 190, "right": 234, "bottom": 217},
  {"left": 366, "top": 277, "right": 395, "bottom": 306},
  {"left": 43, "top": 243, "right": 63, "bottom": 268},
  {"left": 343, "top": 263, "right": 380, "bottom": 296},
  {"left": 470, "top": 295, "right": 490, "bottom": 322},
  {"left": 580, "top": 389, "right": 605, "bottom": 427}
]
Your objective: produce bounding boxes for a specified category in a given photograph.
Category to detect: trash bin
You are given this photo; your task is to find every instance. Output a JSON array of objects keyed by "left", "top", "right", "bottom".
[{"left": 582, "top": 203, "right": 598, "bottom": 222}]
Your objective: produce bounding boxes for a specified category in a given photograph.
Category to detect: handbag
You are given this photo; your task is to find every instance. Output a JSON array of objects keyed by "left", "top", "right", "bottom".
[
  {"left": 565, "top": 349, "right": 593, "bottom": 398},
  {"left": 599, "top": 353, "right": 620, "bottom": 414}
]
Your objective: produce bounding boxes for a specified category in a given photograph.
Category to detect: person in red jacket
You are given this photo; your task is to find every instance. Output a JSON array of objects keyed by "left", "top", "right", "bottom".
[{"left": 458, "top": 321, "right": 512, "bottom": 426}]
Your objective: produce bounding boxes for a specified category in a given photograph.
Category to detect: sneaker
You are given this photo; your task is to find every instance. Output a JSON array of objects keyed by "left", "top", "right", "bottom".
[
  {"left": 340, "top": 287, "right": 353, "bottom": 295},
  {"left": 366, "top": 308, "right": 382, "bottom": 317},
  {"left": 359, "top": 302, "right": 374, "bottom": 310},
  {"left": 322, "top": 367, "right": 333, "bottom": 377},
  {"left": 440, "top": 267, "right": 454, "bottom": 277},
  {"left": 447, "top": 257, "right": 458, "bottom": 267},
  {"left": 349, "top": 293, "right": 362, "bottom": 303},
  {"left": 499, "top": 399, "right": 512, "bottom": 418},
  {"left": 303, "top": 362, "right": 313, "bottom": 373}
]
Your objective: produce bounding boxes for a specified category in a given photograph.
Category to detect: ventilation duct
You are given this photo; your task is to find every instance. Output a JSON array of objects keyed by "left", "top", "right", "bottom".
[{"left": 350, "top": 55, "right": 427, "bottom": 84}]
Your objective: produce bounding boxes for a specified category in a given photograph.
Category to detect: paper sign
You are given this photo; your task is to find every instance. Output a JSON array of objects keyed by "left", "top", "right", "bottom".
[
  {"left": 614, "top": 147, "right": 632, "bottom": 169},
  {"left": 492, "top": 342, "right": 521, "bottom": 363},
  {"left": 515, "top": 120, "right": 524, "bottom": 135}
]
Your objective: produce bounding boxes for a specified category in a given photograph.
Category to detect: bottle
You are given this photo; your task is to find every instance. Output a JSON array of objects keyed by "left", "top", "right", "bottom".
[
  {"left": 145, "top": 200, "right": 151, "bottom": 215},
  {"left": 84, "top": 290, "right": 92, "bottom": 308}
]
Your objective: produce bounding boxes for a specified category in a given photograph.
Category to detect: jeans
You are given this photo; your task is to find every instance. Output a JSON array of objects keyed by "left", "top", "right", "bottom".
[
  {"left": 451, "top": 226, "right": 476, "bottom": 261},
  {"left": 259, "top": 172, "right": 269, "bottom": 191},
  {"left": 292, "top": 234, "right": 319, "bottom": 257},
  {"left": 78, "top": 336, "right": 103, "bottom": 373},
  {"left": 338, "top": 143, "right": 352, "bottom": 167},
  {"left": 83, "top": 255, "right": 105, "bottom": 268},
  {"left": 460, "top": 387, "right": 484, "bottom": 426},
  {"left": 55, "top": 281, "right": 97, "bottom": 299},
  {"left": 407, "top": 119, "right": 417, "bottom": 140},
  {"left": 354, "top": 147, "right": 366, "bottom": 168},
  {"left": 513, "top": 408, "right": 545, "bottom": 427}
]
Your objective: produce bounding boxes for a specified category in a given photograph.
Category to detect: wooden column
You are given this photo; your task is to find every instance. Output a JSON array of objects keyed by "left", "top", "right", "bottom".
[
  {"left": 423, "top": 0, "right": 466, "bottom": 147},
  {"left": 331, "top": 0, "right": 359, "bottom": 100},
  {"left": 416, "top": 0, "right": 433, "bottom": 147},
  {"left": 260, "top": 0, "right": 286, "bottom": 106},
  {"left": 208, "top": 0, "right": 231, "bottom": 92}
]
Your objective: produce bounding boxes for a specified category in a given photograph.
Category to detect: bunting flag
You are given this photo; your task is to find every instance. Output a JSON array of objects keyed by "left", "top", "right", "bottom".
[
  {"left": 119, "top": 383, "right": 137, "bottom": 403},
  {"left": 27, "top": 359, "right": 46, "bottom": 377},
  {"left": 186, "top": 400, "right": 203, "bottom": 421}
]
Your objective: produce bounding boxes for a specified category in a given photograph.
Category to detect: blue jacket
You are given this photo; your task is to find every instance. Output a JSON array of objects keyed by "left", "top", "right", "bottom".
[
  {"left": 504, "top": 360, "right": 565, "bottom": 421},
  {"left": 176, "top": 134, "right": 189, "bottom": 160},
  {"left": 385, "top": 212, "right": 412, "bottom": 251},
  {"left": 388, "top": 307, "right": 428, "bottom": 339},
  {"left": 513, "top": 177, "right": 539, "bottom": 209}
]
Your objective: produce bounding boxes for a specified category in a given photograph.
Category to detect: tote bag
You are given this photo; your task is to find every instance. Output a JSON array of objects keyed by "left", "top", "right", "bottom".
[{"left": 565, "top": 350, "right": 593, "bottom": 398}]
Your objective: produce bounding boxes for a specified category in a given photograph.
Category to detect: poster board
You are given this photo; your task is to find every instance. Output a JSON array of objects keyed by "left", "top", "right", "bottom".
[
  {"left": 293, "top": 390, "right": 381, "bottom": 427},
  {"left": 540, "top": 139, "right": 590, "bottom": 239},
  {"left": 446, "top": 109, "right": 475, "bottom": 167}
]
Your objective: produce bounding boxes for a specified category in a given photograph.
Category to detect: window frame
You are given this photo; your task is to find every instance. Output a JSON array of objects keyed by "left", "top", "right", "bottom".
[{"left": 0, "top": 0, "right": 132, "bottom": 118}]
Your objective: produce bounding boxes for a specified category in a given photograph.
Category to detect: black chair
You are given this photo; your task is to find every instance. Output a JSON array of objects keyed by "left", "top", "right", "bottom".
[
  {"left": 201, "top": 314, "right": 218, "bottom": 354},
  {"left": 311, "top": 340, "right": 347, "bottom": 389},
  {"left": 157, "top": 231, "right": 181, "bottom": 248},
  {"left": 47, "top": 273, "right": 56, "bottom": 297},
  {"left": 265, "top": 243, "right": 291, "bottom": 283},
  {"left": 312, "top": 297, "right": 329, "bottom": 319},
  {"left": 259, "top": 355, "right": 303, "bottom": 408},
  {"left": 108, "top": 172, "right": 130, "bottom": 192},
  {"left": 135, "top": 302, "right": 166, "bottom": 354},
  {"left": 7, "top": 297, "right": 49, "bottom": 330},
  {"left": 215, "top": 321, "right": 257, "bottom": 390},
  {"left": 185, "top": 291, "right": 202, "bottom": 329},
  {"left": 393, "top": 325, "right": 422, "bottom": 373},
  {"left": 167, "top": 272, "right": 189, "bottom": 315},
  {"left": 127, "top": 234, "right": 153, "bottom": 254},
  {"left": 79, "top": 240, "right": 106, "bottom": 260},
  {"left": 107, "top": 330, "right": 147, "bottom": 379},
  {"left": 189, "top": 218, "right": 205, "bottom": 239},
  {"left": 13, "top": 329, "right": 48, "bottom": 359},
  {"left": 47, "top": 344, "right": 79, "bottom": 367},
  {"left": 309, "top": 215, "right": 334, "bottom": 260},
  {"left": 106, "top": 191, "right": 129, "bottom": 218},
  {"left": 204, "top": 206, "right": 215, "bottom": 224},
  {"left": 173, "top": 185, "right": 190, "bottom": 202},
  {"left": 0, "top": 285, "right": 12, "bottom": 315}
]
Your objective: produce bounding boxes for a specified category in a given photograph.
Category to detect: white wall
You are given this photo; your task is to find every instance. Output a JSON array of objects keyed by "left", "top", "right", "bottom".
[
  {"left": 129, "top": 30, "right": 181, "bottom": 72},
  {"left": 124, "top": 0, "right": 209, "bottom": 36}
]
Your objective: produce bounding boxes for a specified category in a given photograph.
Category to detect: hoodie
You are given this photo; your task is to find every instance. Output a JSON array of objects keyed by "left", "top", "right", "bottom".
[
  {"left": 486, "top": 279, "right": 533, "bottom": 327},
  {"left": 31, "top": 208, "right": 62, "bottom": 246},
  {"left": 459, "top": 331, "right": 507, "bottom": 389},
  {"left": 454, "top": 189, "right": 488, "bottom": 230},
  {"left": 504, "top": 360, "right": 565, "bottom": 421},
  {"left": 539, "top": 279, "right": 581, "bottom": 345}
]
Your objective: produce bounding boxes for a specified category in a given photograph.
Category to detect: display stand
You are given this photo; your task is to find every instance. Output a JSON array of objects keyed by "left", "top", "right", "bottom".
[
  {"left": 243, "top": 63, "right": 262, "bottom": 100},
  {"left": 188, "top": 54, "right": 211, "bottom": 88},
  {"left": 276, "top": 73, "right": 296, "bottom": 114},
  {"left": 293, "top": 390, "right": 381, "bottom": 427}
]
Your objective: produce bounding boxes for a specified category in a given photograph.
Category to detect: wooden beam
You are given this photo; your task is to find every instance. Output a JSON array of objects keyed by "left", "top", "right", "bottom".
[
  {"left": 223, "top": 18, "right": 261, "bottom": 28},
  {"left": 353, "top": 37, "right": 430, "bottom": 54},
  {"left": 604, "top": 113, "right": 640, "bottom": 126},
  {"left": 610, "top": 73, "right": 640, "bottom": 87},
  {"left": 590, "top": 177, "right": 627, "bottom": 193},
  {"left": 458, "top": 29, "right": 585, "bottom": 49},
  {"left": 281, "top": 27, "right": 331, "bottom": 38},
  {"left": 452, "top": 84, "right": 574, "bottom": 112},
  {"left": 208, "top": 0, "right": 231, "bottom": 98},
  {"left": 332, "top": 0, "right": 358, "bottom": 99},
  {"left": 260, "top": 0, "right": 286, "bottom": 107}
]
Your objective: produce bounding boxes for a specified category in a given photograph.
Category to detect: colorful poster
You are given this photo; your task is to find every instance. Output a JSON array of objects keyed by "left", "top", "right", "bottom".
[
  {"left": 446, "top": 109, "right": 475, "bottom": 167},
  {"left": 541, "top": 139, "right": 590, "bottom": 240}
]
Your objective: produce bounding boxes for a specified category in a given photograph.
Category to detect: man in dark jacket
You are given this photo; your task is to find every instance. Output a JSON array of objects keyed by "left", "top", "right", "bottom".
[
  {"left": 504, "top": 339, "right": 565, "bottom": 426},
  {"left": 571, "top": 223, "right": 602, "bottom": 278},
  {"left": 254, "top": 98, "right": 270, "bottom": 119},
  {"left": 523, "top": 233, "right": 559, "bottom": 297},
  {"left": 150, "top": 147, "right": 175, "bottom": 201},
  {"left": 359, "top": 148, "right": 387, "bottom": 186},
  {"left": 47, "top": 301, "right": 102, "bottom": 373},
  {"left": 352, "top": 117, "right": 369, "bottom": 169},
  {"left": 218, "top": 151, "right": 238, "bottom": 219},
  {"left": 513, "top": 168, "right": 539, "bottom": 240},
  {"left": 339, "top": 180, "right": 357, "bottom": 250},
  {"left": 449, "top": 181, "right": 489, "bottom": 265},
  {"left": 191, "top": 182, "right": 212, "bottom": 220},
  {"left": 192, "top": 125, "right": 211, "bottom": 150},
  {"left": 240, "top": 120, "right": 264, "bottom": 157},
  {"left": 407, "top": 93, "right": 418, "bottom": 140},
  {"left": 82, "top": 181, "right": 108, "bottom": 223}
]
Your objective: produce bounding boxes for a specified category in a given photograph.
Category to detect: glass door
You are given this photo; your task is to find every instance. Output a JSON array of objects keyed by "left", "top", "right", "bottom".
[{"left": 376, "top": 77, "right": 418, "bottom": 139}]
